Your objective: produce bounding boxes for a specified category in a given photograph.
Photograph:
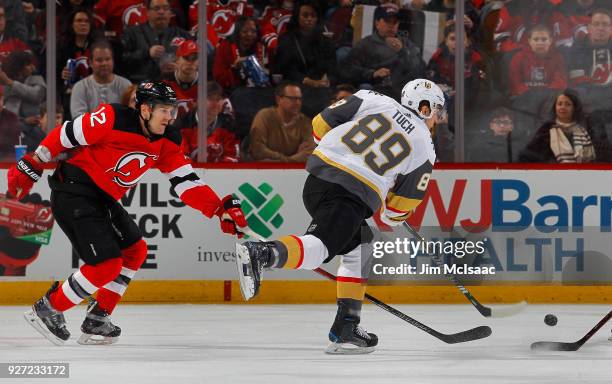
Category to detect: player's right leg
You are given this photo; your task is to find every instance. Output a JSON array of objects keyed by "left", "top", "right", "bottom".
[
  {"left": 327, "top": 243, "right": 378, "bottom": 354},
  {"left": 24, "top": 190, "right": 124, "bottom": 346},
  {"left": 79, "top": 202, "right": 146, "bottom": 345}
]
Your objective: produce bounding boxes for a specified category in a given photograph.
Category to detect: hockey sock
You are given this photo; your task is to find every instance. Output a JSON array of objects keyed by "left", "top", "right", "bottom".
[
  {"left": 337, "top": 245, "right": 367, "bottom": 302},
  {"left": 270, "top": 235, "right": 329, "bottom": 269},
  {"left": 49, "top": 257, "right": 123, "bottom": 312},
  {"left": 96, "top": 240, "right": 147, "bottom": 314}
]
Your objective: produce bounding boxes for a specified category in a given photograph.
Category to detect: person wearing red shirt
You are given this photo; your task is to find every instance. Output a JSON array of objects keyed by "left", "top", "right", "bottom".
[
  {"left": 494, "top": 0, "right": 570, "bottom": 52},
  {"left": 508, "top": 25, "right": 568, "bottom": 97},
  {"left": 212, "top": 15, "right": 269, "bottom": 90},
  {"left": 7, "top": 81, "right": 247, "bottom": 346},
  {"left": 178, "top": 81, "right": 240, "bottom": 162},
  {"left": 163, "top": 39, "right": 198, "bottom": 118}
]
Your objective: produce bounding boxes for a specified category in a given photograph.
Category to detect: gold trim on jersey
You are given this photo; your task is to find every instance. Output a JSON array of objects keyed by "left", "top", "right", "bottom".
[
  {"left": 312, "top": 149, "right": 384, "bottom": 205},
  {"left": 386, "top": 193, "right": 422, "bottom": 213},
  {"left": 337, "top": 281, "right": 366, "bottom": 300},
  {"left": 312, "top": 114, "right": 332, "bottom": 142}
]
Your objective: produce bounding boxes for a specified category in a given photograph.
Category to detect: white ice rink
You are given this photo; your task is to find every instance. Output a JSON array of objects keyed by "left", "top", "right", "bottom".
[{"left": 0, "top": 304, "right": 610, "bottom": 384}]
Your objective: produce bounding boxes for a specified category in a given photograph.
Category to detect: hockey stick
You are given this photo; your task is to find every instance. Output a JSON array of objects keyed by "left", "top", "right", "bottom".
[
  {"left": 401, "top": 222, "right": 527, "bottom": 318},
  {"left": 239, "top": 227, "right": 491, "bottom": 344},
  {"left": 313, "top": 267, "right": 492, "bottom": 344},
  {"left": 530, "top": 310, "right": 612, "bottom": 351}
]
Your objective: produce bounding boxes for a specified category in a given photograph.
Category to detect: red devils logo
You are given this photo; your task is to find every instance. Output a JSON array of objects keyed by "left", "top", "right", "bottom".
[
  {"left": 211, "top": 9, "right": 237, "bottom": 38},
  {"left": 108, "top": 152, "right": 159, "bottom": 188},
  {"left": 35, "top": 207, "right": 53, "bottom": 224},
  {"left": 123, "top": 4, "right": 147, "bottom": 28}
]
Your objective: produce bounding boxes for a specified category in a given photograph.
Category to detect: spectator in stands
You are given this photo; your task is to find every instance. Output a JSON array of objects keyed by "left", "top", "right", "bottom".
[
  {"left": 465, "top": 107, "right": 515, "bottom": 162},
  {"left": 342, "top": 3, "right": 425, "bottom": 97},
  {"left": 0, "top": 85, "right": 21, "bottom": 161},
  {"left": 120, "top": 83, "right": 138, "bottom": 108},
  {"left": 164, "top": 39, "right": 198, "bottom": 118},
  {"left": 274, "top": 0, "right": 336, "bottom": 88},
  {"left": 0, "top": 3, "right": 29, "bottom": 63},
  {"left": 178, "top": 81, "right": 241, "bottom": 162},
  {"left": 330, "top": 83, "right": 356, "bottom": 104},
  {"left": 519, "top": 89, "right": 612, "bottom": 162},
  {"left": 213, "top": 16, "right": 270, "bottom": 91},
  {"left": 0, "top": 50, "right": 45, "bottom": 125},
  {"left": 121, "top": 0, "right": 190, "bottom": 83},
  {"left": 259, "top": 0, "right": 294, "bottom": 56},
  {"left": 21, "top": 103, "right": 64, "bottom": 152},
  {"left": 94, "top": 0, "right": 146, "bottom": 39},
  {"left": 57, "top": 7, "right": 101, "bottom": 118},
  {"left": 0, "top": 0, "right": 27, "bottom": 43},
  {"left": 70, "top": 40, "right": 131, "bottom": 118},
  {"left": 250, "top": 81, "right": 314, "bottom": 162},
  {"left": 427, "top": 25, "right": 486, "bottom": 131},
  {"left": 494, "top": 0, "right": 570, "bottom": 52},
  {"left": 557, "top": 0, "right": 610, "bottom": 46},
  {"left": 508, "top": 25, "right": 567, "bottom": 98},
  {"left": 566, "top": 9, "right": 612, "bottom": 111},
  {"left": 424, "top": 0, "right": 480, "bottom": 39}
]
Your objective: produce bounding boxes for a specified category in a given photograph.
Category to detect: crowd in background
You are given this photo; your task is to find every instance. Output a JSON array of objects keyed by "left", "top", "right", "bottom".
[{"left": 0, "top": 0, "right": 611, "bottom": 164}]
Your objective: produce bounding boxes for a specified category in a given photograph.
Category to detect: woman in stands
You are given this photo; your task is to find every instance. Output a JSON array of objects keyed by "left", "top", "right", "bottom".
[{"left": 519, "top": 89, "right": 612, "bottom": 163}]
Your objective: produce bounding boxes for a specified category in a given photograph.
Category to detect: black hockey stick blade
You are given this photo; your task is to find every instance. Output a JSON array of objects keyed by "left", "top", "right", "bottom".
[
  {"left": 363, "top": 292, "right": 492, "bottom": 344},
  {"left": 313, "top": 266, "right": 492, "bottom": 344},
  {"left": 531, "top": 310, "right": 612, "bottom": 351}
]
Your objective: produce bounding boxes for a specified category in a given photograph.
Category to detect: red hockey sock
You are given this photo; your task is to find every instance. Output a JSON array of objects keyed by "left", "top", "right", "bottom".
[
  {"left": 49, "top": 257, "right": 123, "bottom": 312},
  {"left": 96, "top": 240, "right": 147, "bottom": 314}
]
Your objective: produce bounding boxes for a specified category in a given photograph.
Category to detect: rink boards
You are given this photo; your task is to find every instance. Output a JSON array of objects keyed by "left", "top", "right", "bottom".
[{"left": 0, "top": 166, "right": 611, "bottom": 304}]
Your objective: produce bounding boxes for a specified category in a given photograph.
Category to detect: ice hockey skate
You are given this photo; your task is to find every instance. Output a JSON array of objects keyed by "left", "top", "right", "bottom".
[
  {"left": 235, "top": 241, "right": 275, "bottom": 300},
  {"left": 326, "top": 299, "right": 378, "bottom": 354},
  {"left": 77, "top": 298, "right": 121, "bottom": 345},
  {"left": 24, "top": 281, "right": 70, "bottom": 346}
]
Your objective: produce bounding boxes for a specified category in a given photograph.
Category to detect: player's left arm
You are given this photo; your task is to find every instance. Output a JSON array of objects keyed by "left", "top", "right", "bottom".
[
  {"left": 312, "top": 94, "right": 364, "bottom": 144},
  {"left": 380, "top": 160, "right": 433, "bottom": 226},
  {"left": 156, "top": 130, "right": 247, "bottom": 236}
]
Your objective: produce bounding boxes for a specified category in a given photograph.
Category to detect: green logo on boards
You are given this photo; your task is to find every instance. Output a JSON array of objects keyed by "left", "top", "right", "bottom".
[{"left": 236, "top": 182, "right": 284, "bottom": 239}]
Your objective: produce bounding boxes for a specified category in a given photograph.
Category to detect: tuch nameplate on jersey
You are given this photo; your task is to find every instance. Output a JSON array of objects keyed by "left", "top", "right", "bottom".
[{"left": 391, "top": 110, "right": 415, "bottom": 134}]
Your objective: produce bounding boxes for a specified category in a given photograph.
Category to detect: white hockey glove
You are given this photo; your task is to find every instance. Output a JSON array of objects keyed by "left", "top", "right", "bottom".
[{"left": 379, "top": 207, "right": 411, "bottom": 227}]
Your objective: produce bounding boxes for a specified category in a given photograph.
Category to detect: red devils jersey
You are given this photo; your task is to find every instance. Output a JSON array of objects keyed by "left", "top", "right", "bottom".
[
  {"left": 259, "top": 6, "right": 292, "bottom": 52},
  {"left": 35, "top": 104, "right": 221, "bottom": 218},
  {"left": 93, "top": 0, "right": 146, "bottom": 37},
  {"left": 163, "top": 78, "right": 197, "bottom": 117}
]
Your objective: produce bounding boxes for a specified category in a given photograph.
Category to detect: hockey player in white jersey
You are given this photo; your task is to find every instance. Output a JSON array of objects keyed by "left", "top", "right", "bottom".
[{"left": 235, "top": 79, "right": 444, "bottom": 354}]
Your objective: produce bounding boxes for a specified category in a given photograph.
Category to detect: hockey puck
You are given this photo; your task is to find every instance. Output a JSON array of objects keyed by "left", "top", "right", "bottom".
[{"left": 544, "top": 314, "right": 558, "bottom": 326}]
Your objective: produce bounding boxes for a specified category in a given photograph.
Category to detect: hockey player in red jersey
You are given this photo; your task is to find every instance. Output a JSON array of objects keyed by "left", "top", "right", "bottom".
[{"left": 7, "top": 81, "right": 247, "bottom": 346}]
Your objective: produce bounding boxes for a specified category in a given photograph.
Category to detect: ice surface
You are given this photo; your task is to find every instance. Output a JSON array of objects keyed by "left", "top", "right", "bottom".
[{"left": 0, "top": 304, "right": 610, "bottom": 384}]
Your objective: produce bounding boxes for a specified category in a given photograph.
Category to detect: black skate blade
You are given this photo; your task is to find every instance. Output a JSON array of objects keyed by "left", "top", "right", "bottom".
[
  {"left": 325, "top": 342, "right": 376, "bottom": 355},
  {"left": 23, "top": 310, "right": 66, "bottom": 346},
  {"left": 77, "top": 333, "right": 118, "bottom": 345},
  {"left": 235, "top": 243, "right": 255, "bottom": 301}
]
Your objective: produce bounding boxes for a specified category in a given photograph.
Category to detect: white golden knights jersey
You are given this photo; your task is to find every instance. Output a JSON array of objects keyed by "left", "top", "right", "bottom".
[{"left": 307, "top": 90, "right": 435, "bottom": 219}]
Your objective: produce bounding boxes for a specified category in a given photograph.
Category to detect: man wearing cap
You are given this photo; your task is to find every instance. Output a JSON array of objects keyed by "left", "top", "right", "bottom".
[
  {"left": 70, "top": 40, "right": 132, "bottom": 118},
  {"left": 163, "top": 39, "right": 198, "bottom": 119},
  {"left": 342, "top": 3, "right": 425, "bottom": 96}
]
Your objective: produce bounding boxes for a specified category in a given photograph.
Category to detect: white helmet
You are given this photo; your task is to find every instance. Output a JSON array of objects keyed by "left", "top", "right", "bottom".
[{"left": 401, "top": 79, "right": 445, "bottom": 120}]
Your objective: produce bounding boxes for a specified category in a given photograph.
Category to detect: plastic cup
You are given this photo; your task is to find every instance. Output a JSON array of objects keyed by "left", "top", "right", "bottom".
[{"left": 14, "top": 144, "right": 27, "bottom": 161}]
